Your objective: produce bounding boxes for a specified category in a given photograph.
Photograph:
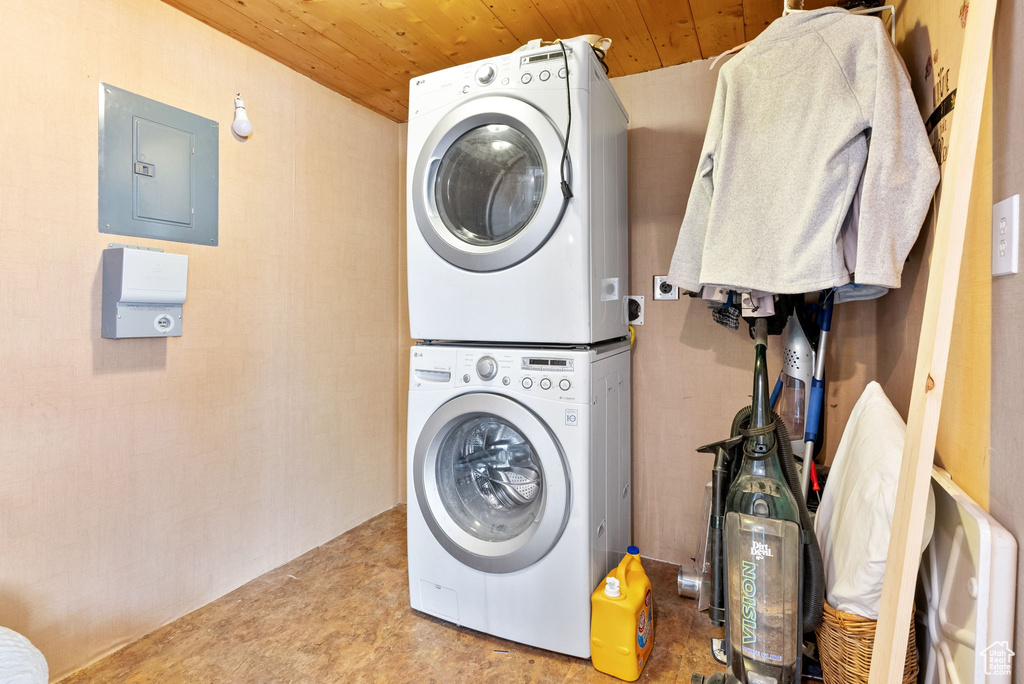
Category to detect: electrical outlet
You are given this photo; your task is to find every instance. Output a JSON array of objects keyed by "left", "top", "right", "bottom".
[
  {"left": 653, "top": 275, "right": 678, "bottom": 300},
  {"left": 993, "top": 194, "right": 1019, "bottom": 276},
  {"left": 626, "top": 296, "right": 644, "bottom": 325}
]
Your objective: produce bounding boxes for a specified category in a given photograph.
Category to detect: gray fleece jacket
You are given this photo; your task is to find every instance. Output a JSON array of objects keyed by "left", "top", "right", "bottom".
[{"left": 667, "top": 7, "right": 939, "bottom": 295}]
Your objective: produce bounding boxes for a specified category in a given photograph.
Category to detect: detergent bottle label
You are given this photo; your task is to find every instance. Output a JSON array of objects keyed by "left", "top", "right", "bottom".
[{"left": 636, "top": 589, "right": 653, "bottom": 649}]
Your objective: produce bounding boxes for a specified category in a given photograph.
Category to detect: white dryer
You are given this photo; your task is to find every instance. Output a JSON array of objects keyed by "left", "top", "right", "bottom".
[
  {"left": 406, "top": 38, "right": 629, "bottom": 345},
  {"left": 406, "top": 341, "right": 631, "bottom": 657}
]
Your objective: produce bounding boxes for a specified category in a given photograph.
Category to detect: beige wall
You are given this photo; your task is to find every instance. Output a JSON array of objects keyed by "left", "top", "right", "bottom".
[
  {"left": 989, "top": 0, "right": 1024, "bottom": 665},
  {"left": 0, "top": 0, "right": 403, "bottom": 679}
]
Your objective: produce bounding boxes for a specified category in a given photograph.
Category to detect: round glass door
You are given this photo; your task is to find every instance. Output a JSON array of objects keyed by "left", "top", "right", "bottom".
[
  {"left": 414, "top": 393, "right": 570, "bottom": 574},
  {"left": 412, "top": 96, "right": 570, "bottom": 273},
  {"left": 434, "top": 125, "right": 544, "bottom": 247},
  {"left": 436, "top": 414, "right": 543, "bottom": 542}
]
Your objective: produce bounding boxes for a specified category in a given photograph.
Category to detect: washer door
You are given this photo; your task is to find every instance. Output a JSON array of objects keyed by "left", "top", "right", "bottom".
[
  {"left": 414, "top": 392, "right": 571, "bottom": 574},
  {"left": 412, "top": 96, "right": 569, "bottom": 273}
]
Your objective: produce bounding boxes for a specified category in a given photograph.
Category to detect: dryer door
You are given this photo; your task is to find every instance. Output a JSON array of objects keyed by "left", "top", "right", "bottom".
[
  {"left": 413, "top": 392, "right": 571, "bottom": 574},
  {"left": 411, "top": 96, "right": 569, "bottom": 272}
]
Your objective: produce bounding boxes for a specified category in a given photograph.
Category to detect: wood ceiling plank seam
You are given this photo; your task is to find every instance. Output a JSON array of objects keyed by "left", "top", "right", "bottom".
[
  {"left": 632, "top": 0, "right": 703, "bottom": 65},
  {"left": 742, "top": 0, "right": 782, "bottom": 42},
  {"left": 261, "top": 0, "right": 428, "bottom": 84},
  {"left": 161, "top": 1, "right": 407, "bottom": 120},
  {"left": 531, "top": 1, "right": 628, "bottom": 76},
  {"left": 363, "top": 0, "right": 475, "bottom": 66},
  {"left": 295, "top": 0, "right": 460, "bottom": 75},
  {"left": 579, "top": 0, "right": 665, "bottom": 73},
  {"left": 474, "top": 0, "right": 557, "bottom": 44},
  {"left": 687, "top": 0, "right": 746, "bottom": 58},
  {"left": 395, "top": 0, "right": 523, "bottom": 66}
]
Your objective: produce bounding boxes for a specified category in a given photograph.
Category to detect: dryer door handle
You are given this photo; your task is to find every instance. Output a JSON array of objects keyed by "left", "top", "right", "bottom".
[{"left": 425, "top": 158, "right": 441, "bottom": 219}]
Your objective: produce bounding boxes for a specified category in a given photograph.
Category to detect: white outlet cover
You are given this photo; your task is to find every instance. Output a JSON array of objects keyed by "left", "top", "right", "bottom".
[{"left": 992, "top": 194, "right": 1019, "bottom": 276}]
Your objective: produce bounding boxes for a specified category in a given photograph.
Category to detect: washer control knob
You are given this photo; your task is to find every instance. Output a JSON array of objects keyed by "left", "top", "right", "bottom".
[
  {"left": 521, "top": 73, "right": 533, "bottom": 84},
  {"left": 559, "top": 379, "right": 571, "bottom": 391},
  {"left": 558, "top": 67, "right": 567, "bottom": 79},
  {"left": 476, "top": 64, "right": 497, "bottom": 86},
  {"left": 539, "top": 70, "right": 551, "bottom": 81},
  {"left": 476, "top": 356, "right": 498, "bottom": 381},
  {"left": 522, "top": 377, "right": 534, "bottom": 389},
  {"left": 540, "top": 378, "right": 552, "bottom": 390},
  {"left": 502, "top": 376, "right": 511, "bottom": 386}
]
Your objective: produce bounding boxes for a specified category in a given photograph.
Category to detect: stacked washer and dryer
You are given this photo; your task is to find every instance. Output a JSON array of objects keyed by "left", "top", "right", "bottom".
[{"left": 405, "top": 37, "right": 631, "bottom": 658}]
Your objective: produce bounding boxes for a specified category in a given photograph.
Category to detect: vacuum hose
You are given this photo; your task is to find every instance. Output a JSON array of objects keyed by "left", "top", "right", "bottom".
[{"left": 730, "top": 405, "right": 825, "bottom": 633}]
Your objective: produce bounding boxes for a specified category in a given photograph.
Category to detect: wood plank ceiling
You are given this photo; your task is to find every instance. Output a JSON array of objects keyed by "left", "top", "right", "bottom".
[{"left": 162, "top": 0, "right": 836, "bottom": 122}]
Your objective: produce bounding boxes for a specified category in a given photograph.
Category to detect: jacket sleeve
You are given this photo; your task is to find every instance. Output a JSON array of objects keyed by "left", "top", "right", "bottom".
[
  {"left": 850, "top": 21, "right": 940, "bottom": 288},
  {"left": 667, "top": 75, "right": 727, "bottom": 293}
]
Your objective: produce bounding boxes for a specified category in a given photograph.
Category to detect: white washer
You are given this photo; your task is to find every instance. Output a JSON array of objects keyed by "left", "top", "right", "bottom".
[
  {"left": 406, "top": 38, "right": 629, "bottom": 345},
  {"left": 407, "top": 341, "right": 632, "bottom": 657}
]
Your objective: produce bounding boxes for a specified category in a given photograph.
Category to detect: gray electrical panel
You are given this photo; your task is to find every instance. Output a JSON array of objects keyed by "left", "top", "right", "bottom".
[{"left": 99, "top": 83, "right": 219, "bottom": 246}]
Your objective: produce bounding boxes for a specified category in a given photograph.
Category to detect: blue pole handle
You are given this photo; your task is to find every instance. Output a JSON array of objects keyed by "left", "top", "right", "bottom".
[
  {"left": 803, "top": 378, "right": 825, "bottom": 443},
  {"left": 770, "top": 372, "right": 783, "bottom": 411}
]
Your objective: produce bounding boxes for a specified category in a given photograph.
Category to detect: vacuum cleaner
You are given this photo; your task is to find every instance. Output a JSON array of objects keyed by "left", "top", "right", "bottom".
[{"left": 692, "top": 318, "right": 824, "bottom": 684}]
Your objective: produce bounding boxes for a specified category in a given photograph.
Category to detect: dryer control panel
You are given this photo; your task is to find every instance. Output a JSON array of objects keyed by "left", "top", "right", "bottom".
[{"left": 408, "top": 39, "right": 597, "bottom": 118}]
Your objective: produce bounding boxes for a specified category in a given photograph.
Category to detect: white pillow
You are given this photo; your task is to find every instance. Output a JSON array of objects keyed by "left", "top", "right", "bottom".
[
  {"left": 813, "top": 381, "right": 935, "bottom": 619},
  {"left": 0, "top": 627, "right": 47, "bottom": 684}
]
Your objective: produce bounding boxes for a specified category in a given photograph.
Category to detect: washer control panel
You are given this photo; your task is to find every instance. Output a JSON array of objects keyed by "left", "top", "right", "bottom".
[{"left": 442, "top": 348, "right": 585, "bottom": 402}]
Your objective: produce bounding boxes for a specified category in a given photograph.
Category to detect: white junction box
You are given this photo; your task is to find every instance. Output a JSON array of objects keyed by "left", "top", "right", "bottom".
[
  {"left": 992, "top": 194, "right": 1019, "bottom": 276},
  {"left": 102, "top": 246, "right": 189, "bottom": 339}
]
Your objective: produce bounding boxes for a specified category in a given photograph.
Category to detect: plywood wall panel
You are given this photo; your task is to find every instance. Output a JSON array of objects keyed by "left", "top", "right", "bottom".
[
  {"left": 0, "top": 0, "right": 402, "bottom": 678},
  {"left": 613, "top": 60, "right": 783, "bottom": 564}
]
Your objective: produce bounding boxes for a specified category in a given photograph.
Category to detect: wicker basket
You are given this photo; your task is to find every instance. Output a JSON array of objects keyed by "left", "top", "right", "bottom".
[{"left": 815, "top": 600, "right": 919, "bottom": 684}]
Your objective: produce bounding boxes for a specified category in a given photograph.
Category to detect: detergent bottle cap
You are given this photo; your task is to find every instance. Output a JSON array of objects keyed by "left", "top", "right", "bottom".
[
  {"left": 604, "top": 576, "right": 621, "bottom": 597},
  {"left": 627, "top": 545, "right": 640, "bottom": 556}
]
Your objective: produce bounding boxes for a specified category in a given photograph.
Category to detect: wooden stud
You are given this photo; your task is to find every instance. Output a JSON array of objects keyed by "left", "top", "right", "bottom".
[{"left": 868, "top": 0, "right": 997, "bottom": 680}]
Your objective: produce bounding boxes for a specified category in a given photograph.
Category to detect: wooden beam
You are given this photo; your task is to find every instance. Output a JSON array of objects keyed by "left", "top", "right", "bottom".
[{"left": 868, "top": 0, "right": 997, "bottom": 680}]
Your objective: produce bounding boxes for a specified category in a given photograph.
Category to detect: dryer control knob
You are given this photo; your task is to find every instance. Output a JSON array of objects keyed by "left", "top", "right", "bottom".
[
  {"left": 539, "top": 70, "right": 551, "bottom": 81},
  {"left": 476, "top": 356, "right": 498, "bottom": 381},
  {"left": 540, "top": 378, "right": 552, "bottom": 390},
  {"left": 559, "top": 379, "right": 571, "bottom": 391},
  {"left": 521, "top": 73, "right": 533, "bottom": 84},
  {"left": 522, "top": 377, "right": 533, "bottom": 389},
  {"left": 476, "top": 64, "right": 497, "bottom": 85}
]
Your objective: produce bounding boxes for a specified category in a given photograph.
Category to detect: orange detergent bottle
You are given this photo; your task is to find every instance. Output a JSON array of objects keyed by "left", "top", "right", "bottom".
[{"left": 591, "top": 546, "right": 654, "bottom": 681}]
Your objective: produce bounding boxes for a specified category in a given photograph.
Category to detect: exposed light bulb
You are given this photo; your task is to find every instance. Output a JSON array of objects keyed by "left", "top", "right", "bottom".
[{"left": 232, "top": 93, "right": 253, "bottom": 138}]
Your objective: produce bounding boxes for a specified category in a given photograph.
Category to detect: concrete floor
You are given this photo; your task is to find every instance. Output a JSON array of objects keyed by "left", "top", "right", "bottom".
[{"left": 63, "top": 506, "right": 721, "bottom": 683}]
